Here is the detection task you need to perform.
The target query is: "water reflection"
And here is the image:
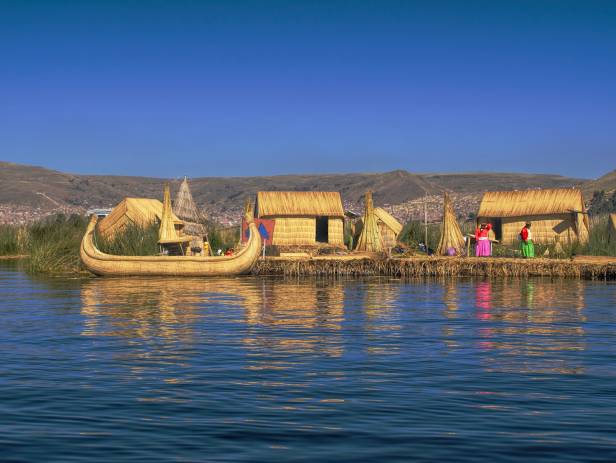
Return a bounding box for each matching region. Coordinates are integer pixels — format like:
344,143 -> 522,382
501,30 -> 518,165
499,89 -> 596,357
80,275 -> 590,377
80,277 -> 348,359
81,277 -> 250,341
468,279 -> 586,374
361,279 -> 402,355
442,279 -> 459,349
243,279 -> 346,358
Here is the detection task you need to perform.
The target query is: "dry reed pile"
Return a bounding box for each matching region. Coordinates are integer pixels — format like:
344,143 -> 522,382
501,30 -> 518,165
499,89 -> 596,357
436,192 -> 465,255
253,256 -> 616,280
355,191 -> 384,252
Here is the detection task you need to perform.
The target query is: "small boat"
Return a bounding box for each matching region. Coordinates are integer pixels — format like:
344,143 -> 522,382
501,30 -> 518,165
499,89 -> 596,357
80,215 -> 262,277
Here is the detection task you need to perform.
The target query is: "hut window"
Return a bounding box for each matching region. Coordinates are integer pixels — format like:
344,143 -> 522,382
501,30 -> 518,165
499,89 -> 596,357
316,216 -> 329,243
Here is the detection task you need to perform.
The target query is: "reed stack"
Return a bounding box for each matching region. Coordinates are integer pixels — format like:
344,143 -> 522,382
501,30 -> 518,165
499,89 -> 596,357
436,192 -> 465,256
355,191 -> 384,252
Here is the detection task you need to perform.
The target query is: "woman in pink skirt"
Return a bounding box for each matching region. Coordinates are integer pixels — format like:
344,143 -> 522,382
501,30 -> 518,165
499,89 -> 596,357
475,223 -> 492,257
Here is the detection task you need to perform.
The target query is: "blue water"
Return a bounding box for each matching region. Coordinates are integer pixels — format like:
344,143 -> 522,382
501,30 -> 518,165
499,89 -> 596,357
1,262 -> 616,462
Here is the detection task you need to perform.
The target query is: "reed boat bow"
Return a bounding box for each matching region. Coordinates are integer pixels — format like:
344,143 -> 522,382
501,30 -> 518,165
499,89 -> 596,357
80,215 -> 262,277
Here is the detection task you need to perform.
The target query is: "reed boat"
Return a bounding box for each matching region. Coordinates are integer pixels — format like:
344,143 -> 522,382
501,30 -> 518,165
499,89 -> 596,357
80,215 -> 262,277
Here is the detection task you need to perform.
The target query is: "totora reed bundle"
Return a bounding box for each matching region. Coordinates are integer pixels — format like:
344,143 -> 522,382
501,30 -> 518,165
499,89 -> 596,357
355,191 -> 384,252
436,192 -> 466,256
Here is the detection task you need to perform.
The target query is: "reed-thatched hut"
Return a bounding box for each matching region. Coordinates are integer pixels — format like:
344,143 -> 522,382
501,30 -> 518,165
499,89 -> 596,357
476,188 -> 589,245
356,207 -> 402,249
255,191 -> 344,246
374,208 -> 403,249
97,197 -> 184,239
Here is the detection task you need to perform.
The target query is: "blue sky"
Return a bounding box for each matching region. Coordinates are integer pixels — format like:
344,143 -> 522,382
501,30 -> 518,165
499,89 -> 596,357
0,1 -> 614,178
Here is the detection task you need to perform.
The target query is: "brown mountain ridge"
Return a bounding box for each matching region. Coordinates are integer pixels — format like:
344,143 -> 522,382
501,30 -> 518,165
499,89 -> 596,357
2,161 -> 611,224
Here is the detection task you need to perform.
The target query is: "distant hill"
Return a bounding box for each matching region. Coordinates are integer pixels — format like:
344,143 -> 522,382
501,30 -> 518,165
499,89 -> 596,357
582,169 -> 616,195
423,172 -> 586,194
0,161 -> 82,208
0,160 -> 605,224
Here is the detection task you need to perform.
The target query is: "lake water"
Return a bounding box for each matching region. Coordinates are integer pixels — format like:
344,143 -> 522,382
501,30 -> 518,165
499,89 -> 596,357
1,261 -> 616,462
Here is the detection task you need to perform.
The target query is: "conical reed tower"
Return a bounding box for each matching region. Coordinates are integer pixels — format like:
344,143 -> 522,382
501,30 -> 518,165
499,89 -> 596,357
436,192 -> 465,256
355,191 -> 384,252
158,184 -> 190,245
173,176 -> 203,222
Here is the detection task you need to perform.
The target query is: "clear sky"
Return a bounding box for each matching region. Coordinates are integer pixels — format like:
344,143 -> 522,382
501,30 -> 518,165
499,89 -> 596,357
1,0 -> 614,178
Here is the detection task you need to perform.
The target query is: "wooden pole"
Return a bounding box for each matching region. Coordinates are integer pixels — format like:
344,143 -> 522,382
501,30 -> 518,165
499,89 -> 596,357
424,195 -> 428,251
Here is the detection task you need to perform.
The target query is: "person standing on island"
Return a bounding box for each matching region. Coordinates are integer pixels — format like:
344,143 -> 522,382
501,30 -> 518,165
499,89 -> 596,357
475,223 -> 492,257
520,222 -> 535,258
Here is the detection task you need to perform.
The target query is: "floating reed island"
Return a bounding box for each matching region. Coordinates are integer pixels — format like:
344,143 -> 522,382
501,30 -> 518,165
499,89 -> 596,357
253,255 -> 616,280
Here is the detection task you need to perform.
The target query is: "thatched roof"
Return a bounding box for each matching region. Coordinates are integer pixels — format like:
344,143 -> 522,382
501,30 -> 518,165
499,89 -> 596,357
256,191 -> 344,217
174,176 -> 204,222
477,188 -> 586,217
159,184 -> 191,245
436,192 -> 465,256
97,197 -> 183,238
355,191 -> 384,252
374,208 -> 403,235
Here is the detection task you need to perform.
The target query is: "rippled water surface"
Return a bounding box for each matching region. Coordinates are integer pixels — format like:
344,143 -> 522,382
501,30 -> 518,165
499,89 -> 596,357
1,261 -> 616,462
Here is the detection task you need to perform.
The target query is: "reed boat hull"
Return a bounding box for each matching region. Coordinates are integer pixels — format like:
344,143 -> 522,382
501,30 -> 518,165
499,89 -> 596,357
80,215 -> 261,277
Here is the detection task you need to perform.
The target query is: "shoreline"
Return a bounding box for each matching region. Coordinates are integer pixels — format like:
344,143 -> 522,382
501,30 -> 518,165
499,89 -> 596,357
3,254 -> 615,281
253,256 -> 616,280
0,255 -> 28,260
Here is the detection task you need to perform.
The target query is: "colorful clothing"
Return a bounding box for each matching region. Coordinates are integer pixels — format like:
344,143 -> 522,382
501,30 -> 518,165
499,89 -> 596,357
520,226 -> 535,258
475,224 -> 492,257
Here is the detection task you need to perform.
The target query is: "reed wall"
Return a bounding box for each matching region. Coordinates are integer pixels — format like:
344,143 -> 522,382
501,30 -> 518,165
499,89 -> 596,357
328,218 -> 344,246
272,217 -> 316,245
379,223 -> 397,249
500,215 -> 585,245
269,216 -> 345,246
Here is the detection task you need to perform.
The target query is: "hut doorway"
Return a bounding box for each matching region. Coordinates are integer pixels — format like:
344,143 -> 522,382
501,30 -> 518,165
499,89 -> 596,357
492,218 -> 503,241
316,216 -> 329,243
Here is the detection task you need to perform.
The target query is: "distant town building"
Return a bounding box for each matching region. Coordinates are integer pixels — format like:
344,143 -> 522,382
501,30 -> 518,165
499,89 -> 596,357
86,208 -> 112,218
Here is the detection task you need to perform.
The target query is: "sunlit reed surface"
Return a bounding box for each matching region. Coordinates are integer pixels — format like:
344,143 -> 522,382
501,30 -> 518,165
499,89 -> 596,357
1,261 -> 615,462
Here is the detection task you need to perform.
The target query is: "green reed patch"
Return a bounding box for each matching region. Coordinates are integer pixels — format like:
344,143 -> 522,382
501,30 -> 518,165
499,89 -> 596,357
20,214 -> 88,274
0,225 -> 20,255
96,222 -> 159,256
